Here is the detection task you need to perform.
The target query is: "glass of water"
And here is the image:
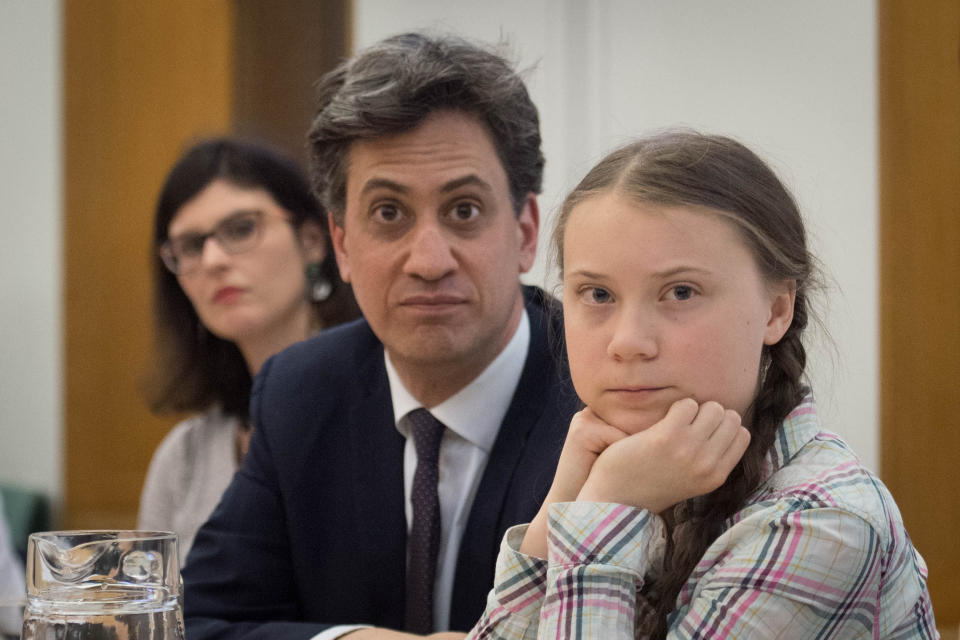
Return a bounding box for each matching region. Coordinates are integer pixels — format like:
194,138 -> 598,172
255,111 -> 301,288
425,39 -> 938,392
21,531 -> 182,640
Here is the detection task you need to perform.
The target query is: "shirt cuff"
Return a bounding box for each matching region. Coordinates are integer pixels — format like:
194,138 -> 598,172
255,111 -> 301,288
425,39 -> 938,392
485,523 -> 549,619
547,502 -> 666,576
310,624 -> 373,640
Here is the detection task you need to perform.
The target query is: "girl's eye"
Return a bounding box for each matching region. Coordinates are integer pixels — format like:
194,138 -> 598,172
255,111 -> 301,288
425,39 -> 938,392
373,203 -> 401,223
669,285 -> 695,301
449,202 -> 480,222
581,287 -> 612,304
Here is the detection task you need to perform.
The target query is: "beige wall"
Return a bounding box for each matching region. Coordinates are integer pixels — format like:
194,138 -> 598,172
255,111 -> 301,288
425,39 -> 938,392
0,1 -> 63,510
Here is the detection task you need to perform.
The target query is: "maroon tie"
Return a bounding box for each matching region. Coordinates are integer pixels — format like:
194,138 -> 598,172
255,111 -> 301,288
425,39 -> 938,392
404,408 -> 445,633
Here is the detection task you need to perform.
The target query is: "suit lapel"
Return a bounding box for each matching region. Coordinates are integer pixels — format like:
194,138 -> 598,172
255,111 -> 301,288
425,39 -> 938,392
449,289 -> 561,628
349,329 -> 408,627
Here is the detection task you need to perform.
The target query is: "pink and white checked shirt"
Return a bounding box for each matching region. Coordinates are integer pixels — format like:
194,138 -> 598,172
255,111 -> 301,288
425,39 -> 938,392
468,396 -> 938,639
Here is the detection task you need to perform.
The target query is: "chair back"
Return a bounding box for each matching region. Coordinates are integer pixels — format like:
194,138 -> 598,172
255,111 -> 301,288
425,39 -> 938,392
0,484 -> 50,563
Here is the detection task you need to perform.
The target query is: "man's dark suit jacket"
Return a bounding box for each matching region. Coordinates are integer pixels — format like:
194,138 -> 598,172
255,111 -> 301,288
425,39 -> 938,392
182,286 -> 580,639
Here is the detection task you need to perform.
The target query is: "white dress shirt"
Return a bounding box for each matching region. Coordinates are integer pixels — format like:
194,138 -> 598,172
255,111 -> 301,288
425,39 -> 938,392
316,310 -> 530,639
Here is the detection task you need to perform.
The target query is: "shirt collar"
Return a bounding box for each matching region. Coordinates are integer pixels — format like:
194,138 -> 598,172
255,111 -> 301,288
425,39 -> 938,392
387,309 -> 530,453
760,392 -> 822,482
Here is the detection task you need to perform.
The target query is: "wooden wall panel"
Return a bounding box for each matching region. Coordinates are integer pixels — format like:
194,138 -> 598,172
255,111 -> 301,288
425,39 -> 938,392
64,1 -> 235,528
878,0 -> 960,628
233,0 -> 351,164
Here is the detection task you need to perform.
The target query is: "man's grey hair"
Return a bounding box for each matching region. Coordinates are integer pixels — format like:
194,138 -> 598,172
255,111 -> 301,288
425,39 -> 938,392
307,32 -> 544,225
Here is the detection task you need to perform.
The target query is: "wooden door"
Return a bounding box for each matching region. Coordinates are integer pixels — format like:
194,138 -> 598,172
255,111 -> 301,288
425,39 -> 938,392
879,0 -> 960,629
63,0 -> 235,528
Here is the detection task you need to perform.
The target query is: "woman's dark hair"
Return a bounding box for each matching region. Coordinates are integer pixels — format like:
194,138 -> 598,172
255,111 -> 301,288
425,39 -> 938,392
554,130 -> 818,638
146,137 -> 360,420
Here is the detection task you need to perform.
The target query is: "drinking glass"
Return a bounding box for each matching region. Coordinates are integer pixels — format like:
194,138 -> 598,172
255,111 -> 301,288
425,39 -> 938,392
21,531 -> 182,640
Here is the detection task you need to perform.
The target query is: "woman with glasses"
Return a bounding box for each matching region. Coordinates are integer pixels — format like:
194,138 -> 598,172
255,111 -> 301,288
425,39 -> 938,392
138,138 -> 360,565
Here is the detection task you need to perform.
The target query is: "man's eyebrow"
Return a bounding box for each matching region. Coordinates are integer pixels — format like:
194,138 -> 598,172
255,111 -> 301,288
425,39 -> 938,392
360,178 -> 408,196
359,174 -> 493,197
440,174 -> 493,193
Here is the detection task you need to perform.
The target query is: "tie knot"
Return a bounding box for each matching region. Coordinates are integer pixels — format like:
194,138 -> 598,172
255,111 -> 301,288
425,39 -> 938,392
406,409 -> 445,462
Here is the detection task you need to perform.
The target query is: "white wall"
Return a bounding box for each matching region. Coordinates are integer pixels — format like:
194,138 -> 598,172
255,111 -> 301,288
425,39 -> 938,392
355,0 -> 879,470
0,1 -> 63,505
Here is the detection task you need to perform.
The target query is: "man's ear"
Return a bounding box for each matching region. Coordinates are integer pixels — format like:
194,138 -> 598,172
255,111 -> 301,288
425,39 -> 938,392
517,193 -> 539,274
328,214 -> 351,282
297,219 -> 327,264
763,280 -> 797,345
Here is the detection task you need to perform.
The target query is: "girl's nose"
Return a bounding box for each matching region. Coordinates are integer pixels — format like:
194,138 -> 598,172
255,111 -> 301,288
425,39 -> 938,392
607,306 -> 658,361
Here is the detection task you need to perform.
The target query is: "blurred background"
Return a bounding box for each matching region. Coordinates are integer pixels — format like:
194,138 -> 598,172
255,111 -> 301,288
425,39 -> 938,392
0,0 -> 957,631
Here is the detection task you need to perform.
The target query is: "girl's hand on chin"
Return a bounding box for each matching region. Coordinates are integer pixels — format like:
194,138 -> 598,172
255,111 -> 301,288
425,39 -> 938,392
577,398 -> 750,514
549,407 -> 631,503
520,408 -> 628,558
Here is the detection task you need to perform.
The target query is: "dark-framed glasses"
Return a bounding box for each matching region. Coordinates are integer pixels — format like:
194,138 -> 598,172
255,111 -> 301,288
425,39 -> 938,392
160,209 -> 265,275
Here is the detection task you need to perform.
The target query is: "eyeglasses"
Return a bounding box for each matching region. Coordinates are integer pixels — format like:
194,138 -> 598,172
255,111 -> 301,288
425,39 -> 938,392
160,210 -> 265,275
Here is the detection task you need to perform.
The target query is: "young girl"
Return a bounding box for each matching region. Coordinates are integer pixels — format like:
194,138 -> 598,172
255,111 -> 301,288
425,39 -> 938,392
467,131 -> 937,638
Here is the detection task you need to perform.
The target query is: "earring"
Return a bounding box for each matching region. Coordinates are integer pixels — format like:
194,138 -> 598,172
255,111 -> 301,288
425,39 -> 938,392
306,262 -> 332,302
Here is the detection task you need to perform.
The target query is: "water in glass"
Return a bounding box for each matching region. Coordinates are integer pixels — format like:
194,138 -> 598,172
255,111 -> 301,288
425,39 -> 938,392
21,531 -> 183,640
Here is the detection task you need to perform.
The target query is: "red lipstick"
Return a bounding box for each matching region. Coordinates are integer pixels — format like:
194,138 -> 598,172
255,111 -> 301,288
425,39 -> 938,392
213,286 -> 244,304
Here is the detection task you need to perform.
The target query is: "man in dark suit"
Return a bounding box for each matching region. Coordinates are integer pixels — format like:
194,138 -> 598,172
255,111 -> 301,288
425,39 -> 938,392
183,32 -> 579,640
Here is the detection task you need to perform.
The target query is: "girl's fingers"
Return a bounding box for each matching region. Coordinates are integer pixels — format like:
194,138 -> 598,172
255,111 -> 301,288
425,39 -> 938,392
718,425 -> 751,475
688,401 -> 726,441
576,398 -> 751,512
567,408 -> 630,454
698,408 -> 743,458
590,421 -> 631,449
659,397 -> 700,431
